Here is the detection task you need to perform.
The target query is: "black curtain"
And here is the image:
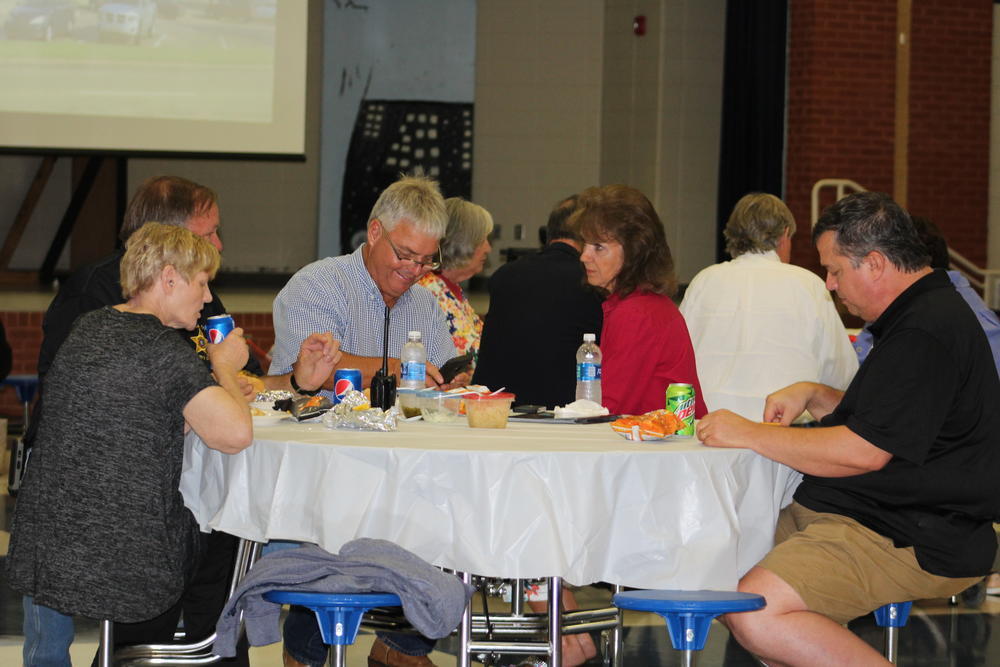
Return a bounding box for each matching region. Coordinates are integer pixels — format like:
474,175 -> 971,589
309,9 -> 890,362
715,1 -> 788,262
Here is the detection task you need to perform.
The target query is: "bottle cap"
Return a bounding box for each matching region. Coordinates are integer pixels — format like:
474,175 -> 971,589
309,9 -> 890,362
408,330 -> 421,340
583,333 -> 596,342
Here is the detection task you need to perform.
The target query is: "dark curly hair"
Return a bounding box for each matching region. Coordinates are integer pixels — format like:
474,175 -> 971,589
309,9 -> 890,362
570,184 -> 677,298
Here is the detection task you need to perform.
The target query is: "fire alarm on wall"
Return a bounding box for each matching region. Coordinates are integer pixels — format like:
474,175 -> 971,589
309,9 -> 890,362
633,15 -> 646,36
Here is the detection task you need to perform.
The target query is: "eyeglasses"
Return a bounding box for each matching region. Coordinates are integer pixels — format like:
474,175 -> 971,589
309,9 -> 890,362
382,228 -> 442,271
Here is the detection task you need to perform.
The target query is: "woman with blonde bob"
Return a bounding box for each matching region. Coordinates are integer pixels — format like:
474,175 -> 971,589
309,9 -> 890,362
6,222 -> 254,656
574,184 -> 707,416
417,196 -> 493,356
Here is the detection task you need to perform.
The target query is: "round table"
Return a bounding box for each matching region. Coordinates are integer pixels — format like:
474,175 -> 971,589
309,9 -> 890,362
182,417 -> 800,590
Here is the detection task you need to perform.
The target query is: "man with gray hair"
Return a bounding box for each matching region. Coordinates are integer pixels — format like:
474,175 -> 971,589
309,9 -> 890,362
270,175 -> 460,667
697,192 -> 1000,665
271,174 -> 458,393
679,192 -> 857,419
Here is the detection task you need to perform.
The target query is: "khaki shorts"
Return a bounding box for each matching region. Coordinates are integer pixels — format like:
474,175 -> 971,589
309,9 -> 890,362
759,502 -> 982,625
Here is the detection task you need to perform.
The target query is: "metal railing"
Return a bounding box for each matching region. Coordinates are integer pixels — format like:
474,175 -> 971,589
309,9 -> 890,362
810,179 -> 1000,309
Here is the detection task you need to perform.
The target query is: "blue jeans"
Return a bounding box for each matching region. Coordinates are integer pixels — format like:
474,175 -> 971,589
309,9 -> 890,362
283,605 -> 436,666
23,596 -> 74,667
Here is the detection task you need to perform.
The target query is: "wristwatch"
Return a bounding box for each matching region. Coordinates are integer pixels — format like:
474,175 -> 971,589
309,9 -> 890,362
289,372 -> 320,396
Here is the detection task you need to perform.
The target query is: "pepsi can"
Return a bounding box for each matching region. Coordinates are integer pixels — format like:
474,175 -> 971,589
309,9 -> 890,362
333,368 -> 363,404
205,314 -> 235,344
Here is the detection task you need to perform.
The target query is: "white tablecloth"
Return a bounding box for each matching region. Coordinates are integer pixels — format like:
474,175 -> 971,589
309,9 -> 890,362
181,419 -> 801,590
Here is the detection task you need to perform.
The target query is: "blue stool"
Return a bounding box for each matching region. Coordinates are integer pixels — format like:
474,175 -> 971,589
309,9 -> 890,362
2,374 -> 39,428
613,590 -> 766,666
874,601 -> 912,664
263,591 -> 402,667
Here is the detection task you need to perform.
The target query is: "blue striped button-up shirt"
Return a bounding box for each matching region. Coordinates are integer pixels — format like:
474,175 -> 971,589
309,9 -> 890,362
269,246 -> 456,396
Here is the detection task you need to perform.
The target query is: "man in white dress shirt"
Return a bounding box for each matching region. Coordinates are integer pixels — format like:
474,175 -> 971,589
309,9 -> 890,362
679,193 -> 857,419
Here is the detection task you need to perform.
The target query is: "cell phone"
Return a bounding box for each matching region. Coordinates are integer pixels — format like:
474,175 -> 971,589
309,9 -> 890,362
438,352 -> 474,384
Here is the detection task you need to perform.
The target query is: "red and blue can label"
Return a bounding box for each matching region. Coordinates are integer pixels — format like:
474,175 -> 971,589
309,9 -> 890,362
333,368 -> 363,404
205,314 -> 235,344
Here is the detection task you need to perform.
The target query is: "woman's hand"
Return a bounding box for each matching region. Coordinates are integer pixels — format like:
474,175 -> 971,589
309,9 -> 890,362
206,326 -> 249,373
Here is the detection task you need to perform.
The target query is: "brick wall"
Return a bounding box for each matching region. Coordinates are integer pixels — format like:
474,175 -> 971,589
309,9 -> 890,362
786,0 -> 897,275
786,0 -> 992,273
908,0 -> 992,265
0,311 -> 275,426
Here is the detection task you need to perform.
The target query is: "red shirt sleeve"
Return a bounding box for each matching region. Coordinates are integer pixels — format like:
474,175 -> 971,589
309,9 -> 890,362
601,293 -> 707,417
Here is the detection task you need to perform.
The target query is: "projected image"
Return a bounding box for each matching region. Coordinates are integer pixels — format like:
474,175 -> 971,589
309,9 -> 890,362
0,0 -> 277,122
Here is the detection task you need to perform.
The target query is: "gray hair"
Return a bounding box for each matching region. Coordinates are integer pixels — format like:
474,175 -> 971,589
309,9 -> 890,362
812,191 -> 929,271
368,174 -> 447,239
440,198 -> 494,271
723,193 -> 795,257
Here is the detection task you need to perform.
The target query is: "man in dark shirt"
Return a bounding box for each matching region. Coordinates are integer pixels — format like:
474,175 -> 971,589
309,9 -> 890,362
697,192 -> 1000,665
473,195 -> 603,408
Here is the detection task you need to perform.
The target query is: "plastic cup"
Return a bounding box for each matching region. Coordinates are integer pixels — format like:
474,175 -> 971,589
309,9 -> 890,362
465,392 -> 516,428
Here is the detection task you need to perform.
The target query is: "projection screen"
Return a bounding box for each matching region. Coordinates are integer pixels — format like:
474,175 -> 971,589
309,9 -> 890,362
0,0 -> 307,157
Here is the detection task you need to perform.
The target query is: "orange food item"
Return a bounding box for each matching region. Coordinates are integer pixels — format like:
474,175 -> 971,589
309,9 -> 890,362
611,409 -> 684,439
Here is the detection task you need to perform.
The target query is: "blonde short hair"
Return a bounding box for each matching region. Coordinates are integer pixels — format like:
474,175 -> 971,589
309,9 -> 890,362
120,222 -> 220,299
440,198 -> 494,271
723,193 -> 796,258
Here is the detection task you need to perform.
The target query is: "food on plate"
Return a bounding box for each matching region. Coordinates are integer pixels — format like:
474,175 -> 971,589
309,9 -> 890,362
610,409 -> 684,440
250,407 -> 269,417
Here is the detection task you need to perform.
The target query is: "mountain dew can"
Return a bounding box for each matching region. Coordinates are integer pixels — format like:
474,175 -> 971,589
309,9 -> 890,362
666,383 -> 696,437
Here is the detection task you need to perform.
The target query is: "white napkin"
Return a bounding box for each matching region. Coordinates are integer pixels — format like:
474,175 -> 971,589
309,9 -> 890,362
553,399 -> 610,419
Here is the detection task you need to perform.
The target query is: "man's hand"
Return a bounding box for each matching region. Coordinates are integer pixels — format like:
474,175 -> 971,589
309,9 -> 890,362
697,409 -> 762,448
421,363 -> 471,390
291,332 -> 342,392
424,362 -> 445,388
438,370 -> 472,391
206,326 -> 250,373
762,382 -> 815,425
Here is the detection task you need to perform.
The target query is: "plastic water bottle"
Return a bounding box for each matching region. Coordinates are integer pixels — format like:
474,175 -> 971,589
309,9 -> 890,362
400,331 -> 427,390
575,333 -> 602,404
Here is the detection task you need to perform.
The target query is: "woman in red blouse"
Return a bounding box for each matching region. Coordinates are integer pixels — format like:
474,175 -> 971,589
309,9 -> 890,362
573,184 -> 707,417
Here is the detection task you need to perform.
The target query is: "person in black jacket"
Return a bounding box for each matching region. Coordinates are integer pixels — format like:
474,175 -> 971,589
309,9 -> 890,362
473,195 -> 603,409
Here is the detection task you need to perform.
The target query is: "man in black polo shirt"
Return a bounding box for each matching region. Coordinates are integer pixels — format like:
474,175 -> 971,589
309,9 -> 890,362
697,191 -> 1000,665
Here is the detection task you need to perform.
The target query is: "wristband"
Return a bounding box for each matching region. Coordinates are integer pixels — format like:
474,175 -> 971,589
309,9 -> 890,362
290,372 -> 320,396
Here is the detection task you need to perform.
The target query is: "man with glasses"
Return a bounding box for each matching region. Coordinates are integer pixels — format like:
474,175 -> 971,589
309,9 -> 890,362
270,174 -> 459,395
270,176 -> 460,666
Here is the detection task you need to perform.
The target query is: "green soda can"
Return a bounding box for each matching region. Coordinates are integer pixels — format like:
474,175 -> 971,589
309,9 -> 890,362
666,383 -> 696,437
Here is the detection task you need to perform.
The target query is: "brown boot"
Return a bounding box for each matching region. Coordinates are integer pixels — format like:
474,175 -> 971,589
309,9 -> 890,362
367,637 -> 437,666
282,647 -> 310,667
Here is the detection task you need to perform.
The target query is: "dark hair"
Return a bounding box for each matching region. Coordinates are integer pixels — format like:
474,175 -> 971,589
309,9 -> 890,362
812,191 -> 929,271
910,216 -> 950,270
545,194 -> 580,243
119,176 -> 218,243
571,184 -> 677,297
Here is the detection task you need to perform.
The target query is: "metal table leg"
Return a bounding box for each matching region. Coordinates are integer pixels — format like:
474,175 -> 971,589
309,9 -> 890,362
459,571 -> 473,667
548,576 -> 563,667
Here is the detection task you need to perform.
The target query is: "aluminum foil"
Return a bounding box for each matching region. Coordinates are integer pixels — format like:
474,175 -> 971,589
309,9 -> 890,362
322,390 -> 400,432
254,389 -> 294,406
